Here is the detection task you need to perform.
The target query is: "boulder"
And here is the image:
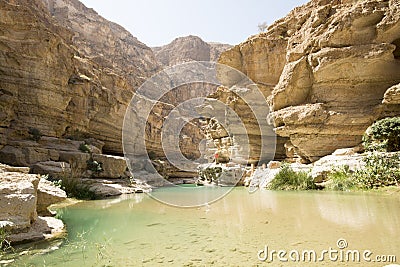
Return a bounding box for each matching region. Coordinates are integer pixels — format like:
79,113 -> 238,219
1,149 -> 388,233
0,164 -> 66,245
37,179 -> 67,216
383,83 -> 400,105
59,151 -> 91,172
80,178 -> 151,199
91,154 -> 127,179
0,173 -> 39,232
267,161 -> 281,169
248,168 -> 280,189
30,161 -> 71,178
7,216 -> 65,245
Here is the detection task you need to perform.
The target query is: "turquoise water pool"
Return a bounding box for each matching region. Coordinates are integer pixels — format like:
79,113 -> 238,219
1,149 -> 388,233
7,187 -> 400,266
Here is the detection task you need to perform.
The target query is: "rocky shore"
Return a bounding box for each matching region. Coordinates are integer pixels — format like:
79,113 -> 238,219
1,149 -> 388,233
0,164 -> 66,246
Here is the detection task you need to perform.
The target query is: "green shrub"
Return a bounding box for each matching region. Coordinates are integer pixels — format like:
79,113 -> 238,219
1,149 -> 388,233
79,143 -> 91,153
0,227 -> 11,251
28,127 -> 42,141
268,164 -> 316,191
326,153 -> 400,191
86,159 -> 103,173
363,117 -> 400,152
48,161 -> 97,200
353,152 -> 400,189
198,167 -> 222,183
325,165 -> 357,191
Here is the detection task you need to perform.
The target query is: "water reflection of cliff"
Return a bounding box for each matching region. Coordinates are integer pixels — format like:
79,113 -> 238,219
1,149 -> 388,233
315,193 -> 400,234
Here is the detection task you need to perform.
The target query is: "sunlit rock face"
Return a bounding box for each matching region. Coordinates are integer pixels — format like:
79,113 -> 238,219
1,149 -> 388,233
207,0 -> 400,163
153,35 -> 232,67
0,0 -> 161,156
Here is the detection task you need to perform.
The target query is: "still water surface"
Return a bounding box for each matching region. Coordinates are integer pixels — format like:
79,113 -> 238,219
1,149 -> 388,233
12,187 -> 400,266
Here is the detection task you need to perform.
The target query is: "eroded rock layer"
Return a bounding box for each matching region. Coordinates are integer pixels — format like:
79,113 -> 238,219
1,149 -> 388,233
213,0 -> 400,162
0,0 -> 161,156
153,35 -> 232,67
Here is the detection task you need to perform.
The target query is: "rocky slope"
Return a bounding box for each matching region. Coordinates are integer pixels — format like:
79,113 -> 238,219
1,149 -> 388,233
153,35 -> 232,67
210,0 -> 400,163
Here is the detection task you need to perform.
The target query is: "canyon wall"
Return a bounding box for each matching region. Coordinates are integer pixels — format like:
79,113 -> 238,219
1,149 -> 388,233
0,0 -> 160,157
0,1 -> 227,182
213,0 -> 400,163
153,35 -> 232,67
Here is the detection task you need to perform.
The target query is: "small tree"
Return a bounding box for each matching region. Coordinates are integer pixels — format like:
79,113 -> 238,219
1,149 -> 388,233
258,22 -> 268,32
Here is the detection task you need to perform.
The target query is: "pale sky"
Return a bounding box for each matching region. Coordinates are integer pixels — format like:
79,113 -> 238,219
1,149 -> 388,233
79,0 -> 309,47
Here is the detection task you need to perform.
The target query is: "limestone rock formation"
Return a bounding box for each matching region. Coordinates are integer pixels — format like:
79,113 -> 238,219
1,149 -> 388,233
80,178 -> 151,198
383,83 -> 400,104
0,173 -> 39,232
43,0 -> 159,90
0,164 -> 65,245
153,35 -> 232,67
37,178 -> 67,216
0,0 -> 212,183
212,0 -> 400,163
0,0 -> 159,157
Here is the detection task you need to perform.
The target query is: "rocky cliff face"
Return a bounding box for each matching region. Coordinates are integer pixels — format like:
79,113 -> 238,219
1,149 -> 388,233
0,0 -> 215,185
43,0 -> 159,89
0,0 -> 160,156
153,35 -> 232,67
214,0 -> 400,163
148,36 -> 233,169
